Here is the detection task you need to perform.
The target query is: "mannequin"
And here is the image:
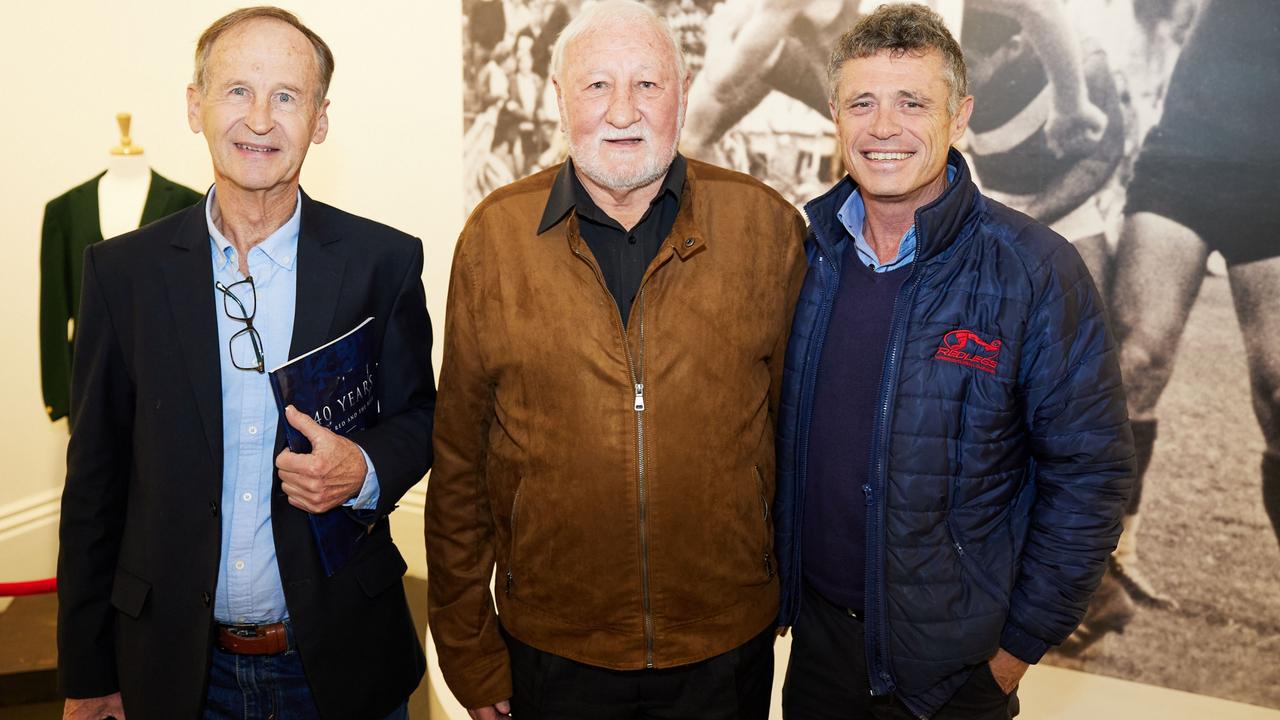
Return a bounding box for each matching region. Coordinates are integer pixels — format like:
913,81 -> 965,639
39,114 -> 203,423
97,113 -> 153,239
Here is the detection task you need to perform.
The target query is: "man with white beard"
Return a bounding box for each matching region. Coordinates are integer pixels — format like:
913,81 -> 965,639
427,1 -> 807,718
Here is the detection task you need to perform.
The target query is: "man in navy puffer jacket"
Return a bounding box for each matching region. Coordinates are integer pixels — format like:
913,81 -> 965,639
774,5 -> 1134,719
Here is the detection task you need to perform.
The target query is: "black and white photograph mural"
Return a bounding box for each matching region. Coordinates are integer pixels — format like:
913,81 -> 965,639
460,0 -> 1280,708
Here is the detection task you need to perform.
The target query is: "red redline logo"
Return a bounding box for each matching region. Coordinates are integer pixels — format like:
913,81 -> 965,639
934,329 -> 1001,374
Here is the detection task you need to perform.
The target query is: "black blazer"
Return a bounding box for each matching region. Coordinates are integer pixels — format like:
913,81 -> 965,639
39,170 -> 203,423
56,191 -> 435,720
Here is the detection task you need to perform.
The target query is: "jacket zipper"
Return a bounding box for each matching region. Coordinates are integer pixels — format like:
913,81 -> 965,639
632,294 -> 654,668
571,244 -> 655,668
790,237 -> 840,624
865,229 -> 926,697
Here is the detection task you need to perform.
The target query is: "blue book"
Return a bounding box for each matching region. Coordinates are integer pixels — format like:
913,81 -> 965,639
268,317 -> 377,577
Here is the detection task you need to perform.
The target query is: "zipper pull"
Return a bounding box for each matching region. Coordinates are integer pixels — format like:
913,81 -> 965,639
634,383 -> 645,411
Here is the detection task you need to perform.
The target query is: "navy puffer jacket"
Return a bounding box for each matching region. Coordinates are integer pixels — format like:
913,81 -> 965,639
775,150 -> 1134,718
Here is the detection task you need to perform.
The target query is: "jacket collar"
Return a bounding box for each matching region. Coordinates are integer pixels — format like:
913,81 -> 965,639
537,155 -> 688,235
139,170 -> 181,225
72,170 -> 183,239
289,189 -> 346,359
540,155 -> 708,261
803,147 -> 978,265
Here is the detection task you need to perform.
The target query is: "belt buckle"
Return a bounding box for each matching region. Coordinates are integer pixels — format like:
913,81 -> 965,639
225,624 -> 261,638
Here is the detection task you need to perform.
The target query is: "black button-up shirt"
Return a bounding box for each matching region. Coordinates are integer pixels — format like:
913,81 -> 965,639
537,156 -> 686,326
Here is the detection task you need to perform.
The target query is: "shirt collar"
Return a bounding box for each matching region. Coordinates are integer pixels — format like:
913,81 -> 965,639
836,164 -> 957,273
537,155 -> 687,234
206,185 -> 302,273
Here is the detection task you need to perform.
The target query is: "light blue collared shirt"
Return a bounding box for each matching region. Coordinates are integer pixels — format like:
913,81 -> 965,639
836,165 -> 957,272
207,187 -> 379,624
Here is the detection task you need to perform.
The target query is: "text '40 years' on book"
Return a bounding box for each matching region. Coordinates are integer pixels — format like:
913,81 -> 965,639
268,316 -> 377,577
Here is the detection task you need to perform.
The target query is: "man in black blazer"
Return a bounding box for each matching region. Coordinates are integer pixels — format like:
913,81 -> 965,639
56,7 -> 434,720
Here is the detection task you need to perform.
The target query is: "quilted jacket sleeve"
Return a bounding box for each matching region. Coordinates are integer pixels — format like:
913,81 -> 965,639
1002,228 -> 1135,663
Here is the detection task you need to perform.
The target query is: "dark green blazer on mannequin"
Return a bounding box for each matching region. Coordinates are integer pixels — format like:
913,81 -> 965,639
40,170 -> 202,422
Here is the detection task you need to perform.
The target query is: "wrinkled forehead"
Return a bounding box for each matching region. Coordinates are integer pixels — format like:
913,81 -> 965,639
835,49 -> 949,100
562,18 -> 678,78
207,18 -> 320,80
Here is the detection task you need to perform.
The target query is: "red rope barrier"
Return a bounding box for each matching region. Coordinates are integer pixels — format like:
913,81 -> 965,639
0,578 -> 57,596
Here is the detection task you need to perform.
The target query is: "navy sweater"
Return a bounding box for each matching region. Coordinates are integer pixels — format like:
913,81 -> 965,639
802,250 -> 910,611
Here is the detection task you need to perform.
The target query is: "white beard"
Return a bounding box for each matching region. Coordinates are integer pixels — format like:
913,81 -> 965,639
568,104 -> 683,191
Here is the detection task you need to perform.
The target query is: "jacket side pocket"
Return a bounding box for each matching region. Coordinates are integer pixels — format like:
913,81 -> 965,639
946,478 -> 1009,609
109,568 -> 151,619
505,485 -> 524,596
754,465 -> 775,580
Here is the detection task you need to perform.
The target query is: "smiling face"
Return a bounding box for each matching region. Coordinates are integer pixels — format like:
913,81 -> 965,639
554,18 -> 688,195
187,18 -> 329,197
829,48 -> 972,211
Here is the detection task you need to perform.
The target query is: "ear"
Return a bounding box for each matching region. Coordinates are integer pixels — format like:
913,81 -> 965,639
311,98 -> 330,145
949,95 -> 974,145
187,84 -> 203,134
677,70 -> 693,127
552,77 -> 567,133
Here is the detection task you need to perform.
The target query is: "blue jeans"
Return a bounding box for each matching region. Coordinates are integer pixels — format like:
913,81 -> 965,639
204,640 -> 409,720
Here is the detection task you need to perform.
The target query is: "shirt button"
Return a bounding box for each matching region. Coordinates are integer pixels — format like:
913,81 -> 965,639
684,237 -> 696,248
243,492 -> 253,502
628,234 -> 637,245
234,560 -> 245,571
248,426 -> 258,435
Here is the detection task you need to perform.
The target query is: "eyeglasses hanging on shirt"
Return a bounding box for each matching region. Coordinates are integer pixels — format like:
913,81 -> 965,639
215,277 -> 265,374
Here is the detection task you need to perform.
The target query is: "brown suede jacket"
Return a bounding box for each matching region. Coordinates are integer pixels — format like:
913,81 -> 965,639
426,159 -> 807,708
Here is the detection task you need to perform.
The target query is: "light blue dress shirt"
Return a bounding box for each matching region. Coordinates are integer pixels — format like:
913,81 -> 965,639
836,165 -> 957,273
206,188 -> 380,624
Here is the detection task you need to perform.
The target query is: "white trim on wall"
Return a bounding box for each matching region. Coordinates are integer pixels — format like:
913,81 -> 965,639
0,487 -> 61,544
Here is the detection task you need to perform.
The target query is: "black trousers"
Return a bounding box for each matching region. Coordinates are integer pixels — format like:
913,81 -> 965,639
782,584 -> 1018,720
503,625 -> 774,720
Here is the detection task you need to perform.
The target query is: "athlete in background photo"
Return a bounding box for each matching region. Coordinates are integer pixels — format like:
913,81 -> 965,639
683,0 -> 1107,186
960,2 -> 1120,292
1108,0 -> 1280,624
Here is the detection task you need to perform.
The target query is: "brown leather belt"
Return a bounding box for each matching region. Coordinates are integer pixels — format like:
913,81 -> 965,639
216,622 -> 290,655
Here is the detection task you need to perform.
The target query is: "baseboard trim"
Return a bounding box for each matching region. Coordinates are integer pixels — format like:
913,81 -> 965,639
0,489 -> 61,544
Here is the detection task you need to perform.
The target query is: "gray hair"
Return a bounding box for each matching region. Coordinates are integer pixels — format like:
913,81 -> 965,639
828,3 -> 967,114
194,6 -> 334,107
550,0 -> 687,88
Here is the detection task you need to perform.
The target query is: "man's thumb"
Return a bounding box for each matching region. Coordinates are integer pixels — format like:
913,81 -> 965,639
285,405 -> 326,444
